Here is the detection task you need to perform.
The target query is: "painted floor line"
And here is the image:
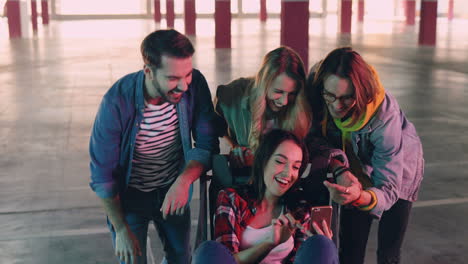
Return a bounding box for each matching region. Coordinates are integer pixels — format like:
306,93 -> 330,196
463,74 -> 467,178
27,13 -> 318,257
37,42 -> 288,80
424,160 -> 468,168
0,220 -> 199,241
1,197 -> 468,241
413,197 -> 468,208
147,236 -> 156,264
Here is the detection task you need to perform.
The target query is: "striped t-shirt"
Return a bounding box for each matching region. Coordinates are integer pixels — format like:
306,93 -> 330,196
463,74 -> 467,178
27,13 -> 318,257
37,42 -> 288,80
129,101 -> 183,192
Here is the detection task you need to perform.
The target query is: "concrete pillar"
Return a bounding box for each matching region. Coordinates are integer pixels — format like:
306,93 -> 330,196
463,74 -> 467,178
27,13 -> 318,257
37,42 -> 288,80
447,0 -> 454,21
340,0 -> 352,33
7,0 -> 29,38
41,0 -> 49,25
31,0 -> 38,31
393,0 -> 399,17
405,0 -> 416,25
166,0 -> 175,28
184,0 -> 196,35
154,0 -> 161,22
357,0 -> 364,22
419,0 -> 438,46
260,0 -> 267,22
280,0 -> 309,69
215,0 -> 231,48
6,0 -> 22,38
322,0 -> 327,17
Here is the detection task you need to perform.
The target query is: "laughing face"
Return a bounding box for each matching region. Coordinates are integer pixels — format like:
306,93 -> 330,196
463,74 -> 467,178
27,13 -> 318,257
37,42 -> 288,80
263,140 -> 303,198
266,73 -> 297,113
144,55 -> 193,105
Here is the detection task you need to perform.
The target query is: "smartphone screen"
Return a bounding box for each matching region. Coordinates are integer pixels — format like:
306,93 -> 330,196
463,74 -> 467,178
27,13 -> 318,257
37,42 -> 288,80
309,206 -> 332,234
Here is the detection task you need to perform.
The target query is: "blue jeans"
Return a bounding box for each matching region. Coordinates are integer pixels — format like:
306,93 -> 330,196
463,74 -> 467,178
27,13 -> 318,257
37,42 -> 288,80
108,186 -> 191,264
192,235 -> 339,264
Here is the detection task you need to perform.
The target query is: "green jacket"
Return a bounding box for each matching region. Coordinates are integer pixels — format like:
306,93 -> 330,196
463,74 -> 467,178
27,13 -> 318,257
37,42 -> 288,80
214,77 -> 254,147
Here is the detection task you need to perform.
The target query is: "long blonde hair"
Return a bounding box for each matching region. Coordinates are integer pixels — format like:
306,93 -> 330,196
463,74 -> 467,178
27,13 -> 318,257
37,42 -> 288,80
248,46 -> 312,151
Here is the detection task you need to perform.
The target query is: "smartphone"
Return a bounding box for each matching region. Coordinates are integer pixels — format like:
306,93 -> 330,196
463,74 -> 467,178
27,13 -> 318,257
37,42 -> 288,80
309,206 -> 332,234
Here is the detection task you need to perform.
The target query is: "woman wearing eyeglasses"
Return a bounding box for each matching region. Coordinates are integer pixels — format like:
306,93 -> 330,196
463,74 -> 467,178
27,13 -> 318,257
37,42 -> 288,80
306,47 -> 424,264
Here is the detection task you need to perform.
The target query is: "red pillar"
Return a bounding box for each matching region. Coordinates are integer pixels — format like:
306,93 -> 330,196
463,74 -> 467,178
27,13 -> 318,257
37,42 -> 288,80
154,0 -> 161,22
419,0 -> 438,46
405,0 -> 416,25
340,0 -> 352,33
41,0 -> 49,25
215,0 -> 231,48
357,0 -> 364,22
260,0 -> 267,22
184,0 -> 196,35
31,0 -> 38,31
280,0 -> 309,69
448,0 -> 454,21
166,0 -> 175,28
6,0 -> 22,38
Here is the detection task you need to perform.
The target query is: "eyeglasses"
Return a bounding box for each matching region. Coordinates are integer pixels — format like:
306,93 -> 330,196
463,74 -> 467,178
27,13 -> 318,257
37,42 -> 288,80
322,90 -> 355,104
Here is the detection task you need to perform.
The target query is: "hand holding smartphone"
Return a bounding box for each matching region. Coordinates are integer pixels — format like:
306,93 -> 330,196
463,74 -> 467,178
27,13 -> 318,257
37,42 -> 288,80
309,206 -> 332,236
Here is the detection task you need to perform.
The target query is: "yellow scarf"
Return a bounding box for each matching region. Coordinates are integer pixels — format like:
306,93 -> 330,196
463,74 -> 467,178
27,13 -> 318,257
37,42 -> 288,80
333,86 -> 385,151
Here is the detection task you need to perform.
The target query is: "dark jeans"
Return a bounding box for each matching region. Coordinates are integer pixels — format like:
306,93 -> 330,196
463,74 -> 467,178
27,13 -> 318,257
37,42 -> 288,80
192,235 -> 339,264
339,199 -> 412,264
108,186 -> 191,264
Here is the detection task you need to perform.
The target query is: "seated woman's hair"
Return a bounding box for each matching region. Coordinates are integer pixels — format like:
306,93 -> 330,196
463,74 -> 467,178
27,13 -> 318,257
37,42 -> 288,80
247,129 -> 309,203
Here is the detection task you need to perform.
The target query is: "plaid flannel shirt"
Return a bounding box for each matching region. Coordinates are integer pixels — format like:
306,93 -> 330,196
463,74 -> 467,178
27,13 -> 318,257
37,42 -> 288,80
214,188 -> 311,264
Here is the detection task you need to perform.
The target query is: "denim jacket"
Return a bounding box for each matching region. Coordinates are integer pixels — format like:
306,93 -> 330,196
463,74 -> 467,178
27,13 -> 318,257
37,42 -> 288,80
89,69 -> 218,199
325,93 -> 424,219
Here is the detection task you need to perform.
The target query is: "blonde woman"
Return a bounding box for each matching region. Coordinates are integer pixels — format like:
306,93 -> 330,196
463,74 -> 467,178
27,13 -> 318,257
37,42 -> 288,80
212,46 -> 311,188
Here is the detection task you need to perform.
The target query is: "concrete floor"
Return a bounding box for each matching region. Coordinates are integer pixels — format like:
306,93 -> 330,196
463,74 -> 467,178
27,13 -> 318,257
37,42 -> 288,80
0,15 -> 467,264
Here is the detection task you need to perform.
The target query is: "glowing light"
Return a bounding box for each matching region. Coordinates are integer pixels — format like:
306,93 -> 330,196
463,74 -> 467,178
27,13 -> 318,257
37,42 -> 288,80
57,0 -> 146,15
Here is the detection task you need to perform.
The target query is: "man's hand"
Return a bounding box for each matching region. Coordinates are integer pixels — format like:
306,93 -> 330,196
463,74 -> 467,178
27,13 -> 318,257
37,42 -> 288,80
161,160 -> 204,219
161,178 -> 190,219
115,226 -> 142,264
99,195 -> 141,263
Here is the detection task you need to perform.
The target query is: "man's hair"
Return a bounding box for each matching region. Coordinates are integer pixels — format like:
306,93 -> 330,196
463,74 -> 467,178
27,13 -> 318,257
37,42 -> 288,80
307,47 -> 383,126
248,129 -> 308,204
140,29 -> 195,68
248,46 -> 312,151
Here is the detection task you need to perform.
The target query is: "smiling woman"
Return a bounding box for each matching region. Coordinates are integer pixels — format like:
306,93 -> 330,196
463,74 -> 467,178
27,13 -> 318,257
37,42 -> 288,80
193,130 -> 339,264
209,47 -> 312,227
210,47 -> 311,193
306,47 -> 424,264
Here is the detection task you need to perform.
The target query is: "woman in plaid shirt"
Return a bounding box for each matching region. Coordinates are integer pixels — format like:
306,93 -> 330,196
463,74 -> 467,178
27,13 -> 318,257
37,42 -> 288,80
193,130 -> 338,264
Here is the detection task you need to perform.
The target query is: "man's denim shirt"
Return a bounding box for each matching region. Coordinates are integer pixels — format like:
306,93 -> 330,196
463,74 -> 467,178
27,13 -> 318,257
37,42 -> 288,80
89,69 -> 218,199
